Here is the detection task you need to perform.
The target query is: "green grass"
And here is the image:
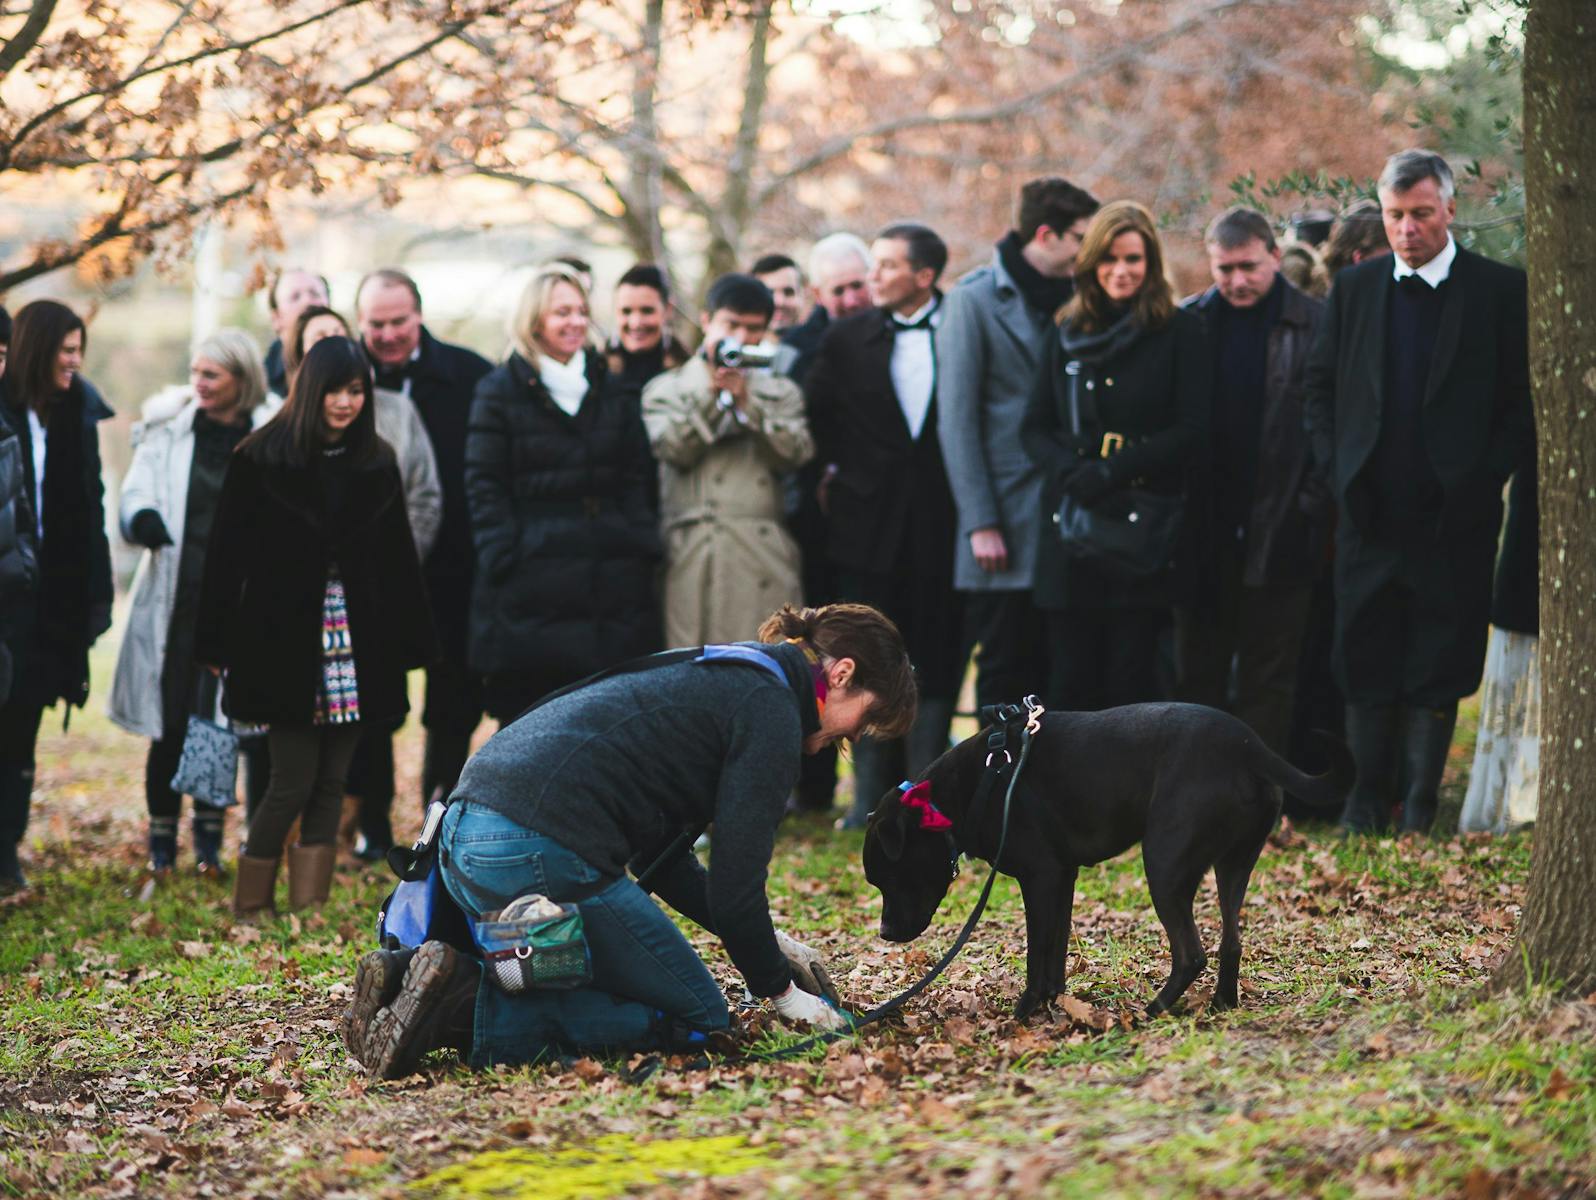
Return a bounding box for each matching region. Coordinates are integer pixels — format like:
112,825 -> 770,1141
2,650 -> 1589,1197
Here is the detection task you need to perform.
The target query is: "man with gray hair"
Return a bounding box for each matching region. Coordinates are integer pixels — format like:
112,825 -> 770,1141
781,233 -> 875,387
1303,148 -> 1532,835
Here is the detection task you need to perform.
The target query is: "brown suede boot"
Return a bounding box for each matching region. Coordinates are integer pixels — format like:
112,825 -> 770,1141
232,854 -> 280,922
286,842 -> 337,911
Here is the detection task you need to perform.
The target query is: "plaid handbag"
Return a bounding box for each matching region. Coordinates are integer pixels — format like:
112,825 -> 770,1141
170,671 -> 239,809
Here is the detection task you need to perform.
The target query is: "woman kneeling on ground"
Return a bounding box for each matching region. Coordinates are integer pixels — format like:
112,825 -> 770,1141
349,602 -> 915,1079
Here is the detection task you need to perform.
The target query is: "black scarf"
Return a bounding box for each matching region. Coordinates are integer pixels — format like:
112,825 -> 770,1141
997,232 -> 1074,316
1059,305 -> 1144,365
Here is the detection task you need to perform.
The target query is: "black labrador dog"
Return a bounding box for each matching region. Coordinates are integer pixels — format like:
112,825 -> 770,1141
863,703 -> 1353,1020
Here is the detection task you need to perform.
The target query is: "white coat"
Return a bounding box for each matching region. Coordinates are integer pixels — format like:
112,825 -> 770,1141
108,389 -> 276,740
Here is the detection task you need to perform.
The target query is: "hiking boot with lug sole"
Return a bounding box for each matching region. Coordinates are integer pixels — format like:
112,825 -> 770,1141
365,941 -> 479,1080
343,946 -> 416,1065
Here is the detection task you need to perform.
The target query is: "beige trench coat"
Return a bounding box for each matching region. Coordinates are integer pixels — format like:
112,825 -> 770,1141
642,356 -> 814,646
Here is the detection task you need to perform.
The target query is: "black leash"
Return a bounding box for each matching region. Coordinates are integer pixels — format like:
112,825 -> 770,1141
635,697 -> 1044,1078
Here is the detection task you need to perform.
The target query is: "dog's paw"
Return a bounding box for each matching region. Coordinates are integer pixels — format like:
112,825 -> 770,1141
1013,989 -> 1054,1021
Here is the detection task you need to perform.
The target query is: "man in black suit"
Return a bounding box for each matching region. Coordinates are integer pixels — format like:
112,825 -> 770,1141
350,269 -> 493,856
1303,149 -> 1532,834
806,223 -> 962,828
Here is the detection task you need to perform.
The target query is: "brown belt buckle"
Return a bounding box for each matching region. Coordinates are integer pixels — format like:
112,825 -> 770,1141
1100,431 -> 1125,458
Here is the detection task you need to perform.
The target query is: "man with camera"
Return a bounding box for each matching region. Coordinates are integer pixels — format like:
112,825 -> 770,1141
642,274 -> 815,648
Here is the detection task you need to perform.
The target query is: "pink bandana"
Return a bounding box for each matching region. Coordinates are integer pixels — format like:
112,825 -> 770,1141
898,780 -> 953,832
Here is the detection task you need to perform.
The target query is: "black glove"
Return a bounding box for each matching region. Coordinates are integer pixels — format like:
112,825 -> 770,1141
1061,460 -> 1116,504
129,509 -> 173,550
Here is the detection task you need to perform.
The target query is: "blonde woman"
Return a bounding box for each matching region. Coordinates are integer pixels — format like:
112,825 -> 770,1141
1021,201 -> 1211,711
111,328 -> 271,877
465,266 -> 661,723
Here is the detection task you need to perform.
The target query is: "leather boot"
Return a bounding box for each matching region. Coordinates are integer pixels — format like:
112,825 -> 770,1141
1340,703 -> 1397,834
344,946 -> 417,1065
365,940 -> 481,1079
286,842 -> 337,910
1397,703 -> 1458,834
192,804 -> 227,879
232,854 -> 280,921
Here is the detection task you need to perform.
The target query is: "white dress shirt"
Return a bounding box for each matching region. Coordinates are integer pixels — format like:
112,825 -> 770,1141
889,298 -> 941,440
1392,234 -> 1457,288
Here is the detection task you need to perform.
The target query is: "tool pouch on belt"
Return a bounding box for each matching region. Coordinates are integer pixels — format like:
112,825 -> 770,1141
474,894 -> 593,992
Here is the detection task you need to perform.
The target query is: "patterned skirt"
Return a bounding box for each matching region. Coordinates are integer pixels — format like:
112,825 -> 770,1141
314,569 -> 361,725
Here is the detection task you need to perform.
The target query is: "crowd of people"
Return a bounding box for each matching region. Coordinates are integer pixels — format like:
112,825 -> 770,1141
0,146 -> 1537,912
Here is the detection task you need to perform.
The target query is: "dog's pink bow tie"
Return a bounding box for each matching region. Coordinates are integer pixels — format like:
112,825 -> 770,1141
899,780 -> 954,831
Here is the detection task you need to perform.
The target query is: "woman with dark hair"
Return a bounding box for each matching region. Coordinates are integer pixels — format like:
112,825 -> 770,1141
280,303 -> 444,863
605,264 -> 689,391
466,266 -> 662,723
1022,200 -> 1211,711
111,328 -> 271,878
197,337 -> 436,919
347,602 -> 916,1080
0,300 -> 114,895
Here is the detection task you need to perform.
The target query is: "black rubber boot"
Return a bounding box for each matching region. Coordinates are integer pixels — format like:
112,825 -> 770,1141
344,946 -> 418,1065
1340,703 -> 1397,834
0,767 -> 33,893
192,804 -> 227,879
365,941 -> 480,1080
1396,703 -> 1458,834
148,817 -> 179,874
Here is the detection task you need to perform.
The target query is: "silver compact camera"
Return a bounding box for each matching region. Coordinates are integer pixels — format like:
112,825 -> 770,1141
713,338 -> 780,370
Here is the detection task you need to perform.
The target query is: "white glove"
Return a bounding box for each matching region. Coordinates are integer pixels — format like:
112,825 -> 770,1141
774,929 -> 827,996
771,983 -> 851,1031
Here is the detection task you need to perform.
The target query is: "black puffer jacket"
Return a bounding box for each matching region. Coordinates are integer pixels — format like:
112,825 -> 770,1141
464,350 -> 661,690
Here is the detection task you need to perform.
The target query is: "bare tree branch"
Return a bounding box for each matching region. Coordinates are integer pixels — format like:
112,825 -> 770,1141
0,181 -> 254,292
753,0 -> 1258,208
0,0 -> 57,81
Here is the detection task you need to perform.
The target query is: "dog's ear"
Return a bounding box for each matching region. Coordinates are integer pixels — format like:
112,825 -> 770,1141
869,796 -> 909,862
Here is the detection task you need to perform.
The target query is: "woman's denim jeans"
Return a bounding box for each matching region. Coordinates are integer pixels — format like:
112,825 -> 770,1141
440,803 -> 729,1067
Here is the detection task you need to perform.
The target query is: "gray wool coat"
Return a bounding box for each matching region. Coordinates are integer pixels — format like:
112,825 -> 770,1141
935,250 -> 1055,592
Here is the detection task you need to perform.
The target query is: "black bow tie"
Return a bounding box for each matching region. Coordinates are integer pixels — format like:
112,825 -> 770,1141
892,312 -> 935,332
1398,273 -> 1435,294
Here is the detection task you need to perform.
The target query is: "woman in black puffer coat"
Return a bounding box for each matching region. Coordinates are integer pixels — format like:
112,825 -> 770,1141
466,266 -> 662,722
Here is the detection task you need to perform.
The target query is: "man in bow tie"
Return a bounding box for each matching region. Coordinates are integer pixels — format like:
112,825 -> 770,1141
350,269 -> 493,855
805,223 -> 963,828
1302,149 -> 1532,835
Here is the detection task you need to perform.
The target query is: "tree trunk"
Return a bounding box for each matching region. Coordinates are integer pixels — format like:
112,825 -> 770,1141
629,0 -> 668,267
700,0 -> 774,297
1497,0 -> 1596,997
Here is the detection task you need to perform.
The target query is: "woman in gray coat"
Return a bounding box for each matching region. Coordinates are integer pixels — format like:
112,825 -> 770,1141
111,329 -> 272,876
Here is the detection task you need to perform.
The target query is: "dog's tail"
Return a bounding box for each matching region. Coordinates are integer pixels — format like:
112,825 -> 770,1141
1251,730 -> 1356,812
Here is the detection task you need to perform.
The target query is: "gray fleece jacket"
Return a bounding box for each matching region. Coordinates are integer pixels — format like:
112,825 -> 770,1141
449,642 -> 819,996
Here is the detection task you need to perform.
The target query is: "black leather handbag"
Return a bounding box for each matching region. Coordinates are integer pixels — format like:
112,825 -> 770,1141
1054,488 -> 1184,579
1053,358 -> 1184,580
